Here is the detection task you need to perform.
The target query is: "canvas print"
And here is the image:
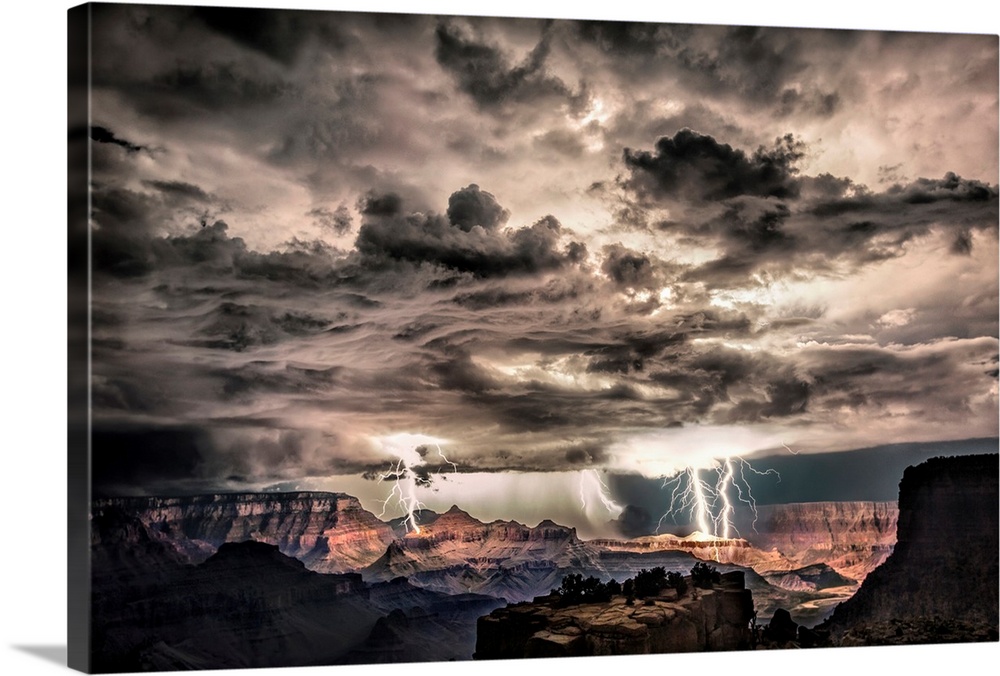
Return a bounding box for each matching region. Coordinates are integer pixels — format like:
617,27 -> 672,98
68,2 -> 999,672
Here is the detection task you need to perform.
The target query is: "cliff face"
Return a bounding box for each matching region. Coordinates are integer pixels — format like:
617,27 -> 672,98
361,506 -> 603,601
369,507 -> 598,573
742,501 -> 898,581
593,501 -> 897,584
823,454 -> 999,643
475,571 -> 754,659
94,492 -> 396,572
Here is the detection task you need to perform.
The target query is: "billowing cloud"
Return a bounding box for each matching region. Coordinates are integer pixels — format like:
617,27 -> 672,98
82,4 -> 997,530
434,20 -> 574,110
623,129 -> 805,203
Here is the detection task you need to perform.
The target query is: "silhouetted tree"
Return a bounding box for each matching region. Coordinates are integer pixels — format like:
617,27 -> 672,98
667,570 -> 687,596
554,573 -> 613,606
691,562 -> 721,589
633,567 -> 668,598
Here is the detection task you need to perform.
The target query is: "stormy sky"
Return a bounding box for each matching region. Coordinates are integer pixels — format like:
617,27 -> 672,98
85,2 -> 998,534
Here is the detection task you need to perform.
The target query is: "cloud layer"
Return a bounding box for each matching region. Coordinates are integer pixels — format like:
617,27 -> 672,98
86,6 -> 998,503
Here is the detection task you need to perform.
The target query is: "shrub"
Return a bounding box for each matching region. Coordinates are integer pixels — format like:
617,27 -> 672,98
633,566 -> 668,598
555,573 -> 614,606
666,570 -> 687,596
691,562 -> 721,589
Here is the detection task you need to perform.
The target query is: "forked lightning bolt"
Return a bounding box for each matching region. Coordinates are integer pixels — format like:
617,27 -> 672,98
579,469 -> 623,516
657,456 -> 780,540
375,458 -> 426,534
376,439 -> 460,534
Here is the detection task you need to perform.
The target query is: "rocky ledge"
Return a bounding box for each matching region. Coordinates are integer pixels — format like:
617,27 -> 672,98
475,571 -> 754,658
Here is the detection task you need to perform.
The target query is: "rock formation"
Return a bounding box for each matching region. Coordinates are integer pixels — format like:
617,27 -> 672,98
594,501 -> 897,583
92,540 -> 379,671
361,506 -> 605,601
475,571 -> 754,658
94,492 -> 396,572
744,501 -> 898,581
821,454 -> 999,645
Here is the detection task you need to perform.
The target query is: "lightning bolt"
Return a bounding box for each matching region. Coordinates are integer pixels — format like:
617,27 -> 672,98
375,458 -> 425,535
782,442 -> 800,455
714,459 -> 735,540
657,456 -> 780,541
373,435 -> 457,535
433,443 -> 459,474
579,469 -> 623,517
658,467 -> 715,535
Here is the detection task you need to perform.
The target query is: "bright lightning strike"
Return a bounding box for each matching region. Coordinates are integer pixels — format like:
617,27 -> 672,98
657,456 -> 780,543
374,433 -> 456,535
375,458 -> 425,534
714,459 -> 735,540
578,469 -> 624,519
434,443 -> 459,474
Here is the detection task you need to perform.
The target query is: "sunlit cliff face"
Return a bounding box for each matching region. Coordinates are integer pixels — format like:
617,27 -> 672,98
86,6 -> 998,531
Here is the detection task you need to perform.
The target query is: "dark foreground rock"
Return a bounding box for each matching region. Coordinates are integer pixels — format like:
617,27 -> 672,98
820,454 -> 999,645
475,571 -> 754,658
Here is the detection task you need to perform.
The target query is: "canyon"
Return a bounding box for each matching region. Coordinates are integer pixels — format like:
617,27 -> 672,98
90,455 -> 998,670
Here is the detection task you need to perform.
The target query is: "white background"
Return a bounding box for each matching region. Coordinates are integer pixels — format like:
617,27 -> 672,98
1,1 -> 997,675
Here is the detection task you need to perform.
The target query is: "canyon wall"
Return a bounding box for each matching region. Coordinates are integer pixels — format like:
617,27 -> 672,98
743,501 -> 898,580
823,454 -> 998,644
94,492 -> 396,572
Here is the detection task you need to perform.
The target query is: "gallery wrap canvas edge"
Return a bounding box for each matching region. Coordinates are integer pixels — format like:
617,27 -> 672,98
64,1 -> 998,675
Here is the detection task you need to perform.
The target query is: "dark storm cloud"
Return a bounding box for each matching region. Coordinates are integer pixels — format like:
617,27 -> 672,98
623,129 -> 805,203
309,205 -> 353,236
601,244 -> 657,289
799,341 -> 998,416
617,131 -> 998,285
810,172 -> 996,216
798,172 -> 999,258
679,26 -> 843,110
82,6 -> 998,498
564,442 -> 609,466
451,276 -> 587,310
434,20 -> 574,109
192,6 -> 341,65
358,191 -> 404,216
189,302 -> 335,352
645,346 -> 811,421
427,351 -> 501,394
447,184 -> 511,232
952,229 -> 974,255
777,87 -> 841,118
577,22 -> 844,118
355,190 -> 585,278
93,216 -> 346,288
576,20 -> 682,57
214,362 -> 343,401
142,179 -> 213,203
115,62 -> 294,121
90,125 -> 146,153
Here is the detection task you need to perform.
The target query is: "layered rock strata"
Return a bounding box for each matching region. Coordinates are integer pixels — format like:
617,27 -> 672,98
94,492 -> 396,572
745,501 -> 898,581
